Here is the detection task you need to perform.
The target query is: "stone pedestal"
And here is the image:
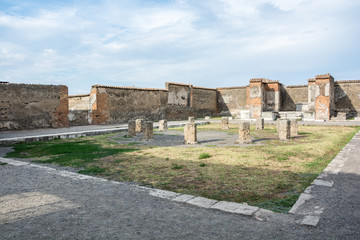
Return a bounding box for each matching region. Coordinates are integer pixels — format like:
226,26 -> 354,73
221,117 -> 229,129
184,123 -> 197,144
290,119 -> 298,137
128,120 -> 136,137
159,119 -> 168,131
188,117 -> 195,124
278,120 -> 290,141
256,118 -> 264,130
238,122 -> 252,144
143,121 -> 153,141
135,119 -> 144,133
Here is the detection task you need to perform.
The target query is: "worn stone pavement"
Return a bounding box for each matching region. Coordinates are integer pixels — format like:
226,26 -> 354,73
0,121 -> 359,239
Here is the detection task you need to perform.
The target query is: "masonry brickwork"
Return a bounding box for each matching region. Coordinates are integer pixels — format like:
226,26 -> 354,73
0,83 -> 68,131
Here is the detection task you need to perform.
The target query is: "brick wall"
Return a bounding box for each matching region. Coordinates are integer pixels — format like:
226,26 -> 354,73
0,83 -> 68,131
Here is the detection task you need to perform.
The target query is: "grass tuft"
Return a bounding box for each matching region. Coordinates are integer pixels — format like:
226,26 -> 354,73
199,153 -> 211,159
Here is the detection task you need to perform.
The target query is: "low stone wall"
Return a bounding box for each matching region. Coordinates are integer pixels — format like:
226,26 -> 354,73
0,83 -> 69,131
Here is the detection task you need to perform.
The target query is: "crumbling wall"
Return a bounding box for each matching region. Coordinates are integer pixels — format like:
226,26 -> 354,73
166,82 -> 191,106
89,85 -> 168,124
280,85 -> 308,111
334,80 -> 360,117
68,94 -> 90,126
191,87 -> 217,117
0,83 -> 68,131
216,86 -> 248,116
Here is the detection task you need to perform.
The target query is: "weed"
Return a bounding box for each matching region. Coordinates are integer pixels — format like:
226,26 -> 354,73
0,162 -> 8,166
199,153 -> 211,159
199,163 -> 206,167
172,163 -> 183,170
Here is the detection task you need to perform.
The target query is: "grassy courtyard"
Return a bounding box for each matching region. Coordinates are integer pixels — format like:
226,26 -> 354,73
6,123 -> 359,213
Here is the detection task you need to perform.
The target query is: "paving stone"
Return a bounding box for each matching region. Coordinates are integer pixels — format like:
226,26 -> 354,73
289,193 -> 312,214
149,189 -> 181,200
312,179 -> 334,187
210,201 -> 259,216
299,215 -> 320,226
186,197 -> 218,208
171,194 -> 196,203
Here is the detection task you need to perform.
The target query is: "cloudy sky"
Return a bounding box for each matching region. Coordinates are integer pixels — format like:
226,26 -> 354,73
1,0 -> 359,95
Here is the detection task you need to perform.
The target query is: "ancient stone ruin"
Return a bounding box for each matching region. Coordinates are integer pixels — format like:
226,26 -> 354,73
221,117 -> 229,129
158,119 -> 168,131
278,120 -> 290,141
128,120 -> 136,137
1,73 -> 360,131
184,122 -> 197,144
143,121 -> 153,141
290,119 -> 298,137
238,121 -> 252,144
256,118 -> 264,130
135,119 -> 144,133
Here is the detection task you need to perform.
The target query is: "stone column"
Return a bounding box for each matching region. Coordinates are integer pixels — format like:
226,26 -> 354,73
143,121 -> 153,141
314,74 -> 335,121
135,118 -> 144,133
159,119 -> 168,131
184,122 -> 197,144
256,118 -> 264,130
278,120 -> 290,141
221,117 -> 229,129
238,122 -> 252,144
188,116 -> 195,124
249,79 -> 264,119
128,120 -> 136,137
290,119 -> 298,137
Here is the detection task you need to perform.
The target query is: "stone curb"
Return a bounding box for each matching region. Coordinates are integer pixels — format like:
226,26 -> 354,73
0,121 -> 210,145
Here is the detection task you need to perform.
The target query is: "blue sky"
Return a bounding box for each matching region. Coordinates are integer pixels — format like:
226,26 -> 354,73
1,0 -> 360,95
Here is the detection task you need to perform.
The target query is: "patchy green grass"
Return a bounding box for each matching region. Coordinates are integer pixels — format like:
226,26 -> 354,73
0,162 -> 8,166
198,153 -> 211,159
6,124 -> 359,213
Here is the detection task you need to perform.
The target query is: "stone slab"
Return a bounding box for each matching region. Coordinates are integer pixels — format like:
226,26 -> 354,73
210,201 -> 259,216
299,215 -> 320,226
312,179 -> 334,187
171,194 -> 196,203
186,197 -> 218,208
149,189 -> 181,200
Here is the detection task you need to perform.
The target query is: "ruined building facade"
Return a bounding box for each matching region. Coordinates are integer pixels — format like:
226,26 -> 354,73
1,73 -> 360,131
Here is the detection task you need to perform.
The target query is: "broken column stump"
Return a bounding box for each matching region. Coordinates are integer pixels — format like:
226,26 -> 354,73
128,120 -> 136,137
278,120 -> 290,141
135,118 -> 144,133
184,122 -> 197,144
143,121 -> 153,141
290,119 -> 298,137
237,121 -> 252,144
158,119 -> 168,131
221,117 -> 229,129
188,116 -> 195,124
256,117 -> 264,130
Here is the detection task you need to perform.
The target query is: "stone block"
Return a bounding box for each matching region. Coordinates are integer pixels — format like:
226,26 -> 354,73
278,120 -> 290,140
143,121 -> 153,141
238,121 -> 252,144
135,118 -> 144,132
128,120 -> 136,137
221,117 -> 229,129
290,119 -> 298,137
205,116 -> 211,120
188,116 -> 195,124
158,119 -> 168,131
184,122 -> 197,144
256,118 -> 264,130
186,197 -> 218,208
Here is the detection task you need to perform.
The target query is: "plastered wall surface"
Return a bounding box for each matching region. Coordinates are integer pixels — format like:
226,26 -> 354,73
0,83 -> 68,130
191,87 -> 217,113
217,87 -> 247,115
334,81 -> 360,117
68,95 -> 90,126
281,85 -> 308,111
